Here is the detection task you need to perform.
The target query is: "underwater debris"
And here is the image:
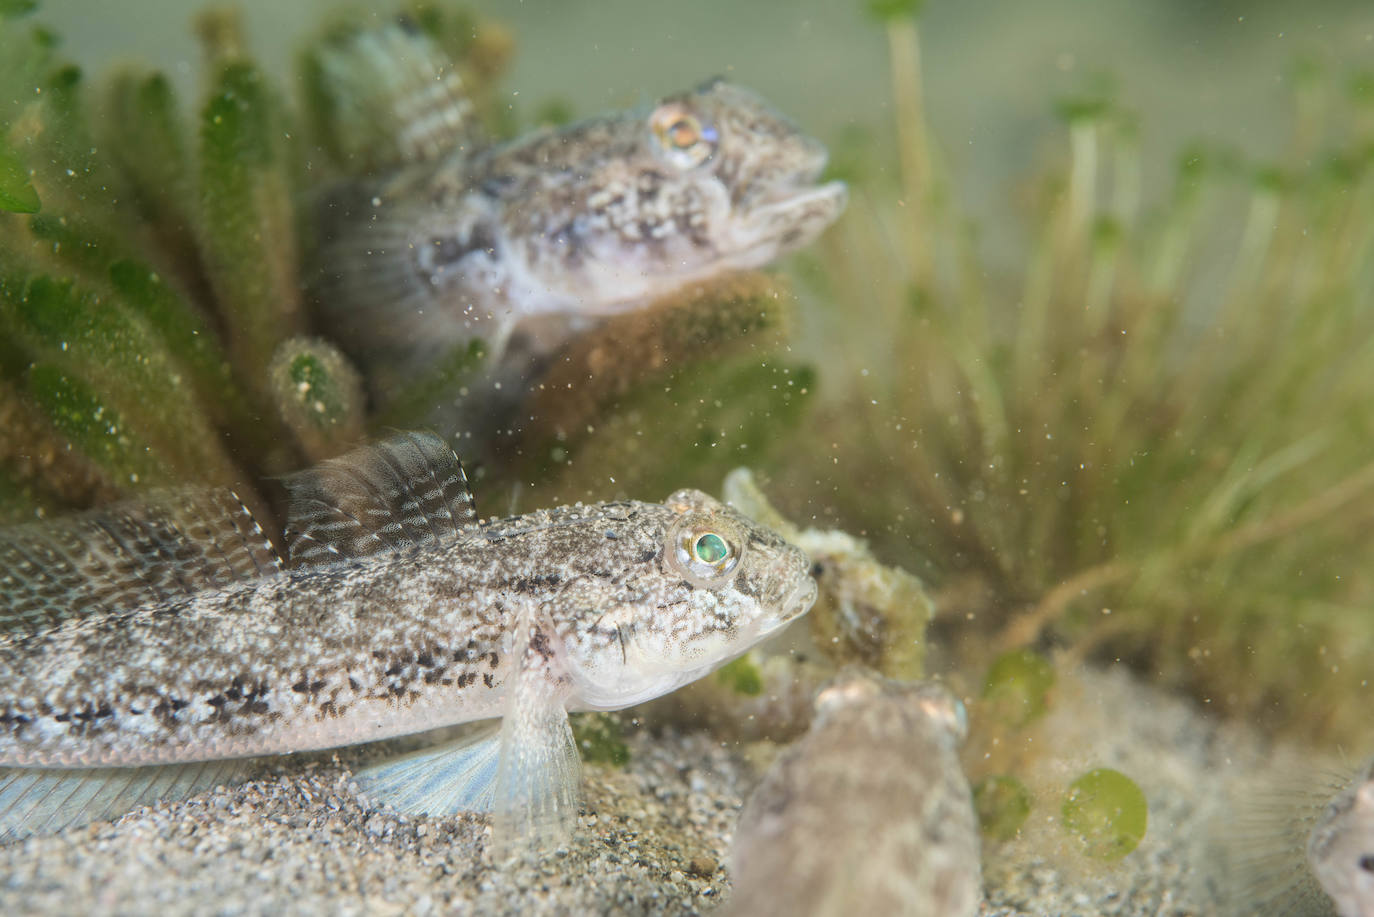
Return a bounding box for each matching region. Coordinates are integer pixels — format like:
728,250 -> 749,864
728,670 -> 980,917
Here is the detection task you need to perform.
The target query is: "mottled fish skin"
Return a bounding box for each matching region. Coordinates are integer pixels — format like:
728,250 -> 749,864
0,438 -> 816,776
1308,757 -> 1374,917
313,78 -> 847,369
728,671 -> 982,917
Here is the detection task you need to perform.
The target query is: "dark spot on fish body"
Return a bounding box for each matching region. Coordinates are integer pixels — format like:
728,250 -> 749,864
483,673 -> 494,689
530,628 -> 554,661
488,651 -> 499,669
636,548 -> 659,564
457,671 -> 476,688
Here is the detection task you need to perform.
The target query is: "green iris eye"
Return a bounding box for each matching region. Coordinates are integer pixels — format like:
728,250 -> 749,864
693,532 -> 729,565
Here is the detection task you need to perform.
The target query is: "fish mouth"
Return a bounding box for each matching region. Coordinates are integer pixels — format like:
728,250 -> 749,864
724,178 -> 847,265
755,179 -> 848,216
779,575 -> 819,624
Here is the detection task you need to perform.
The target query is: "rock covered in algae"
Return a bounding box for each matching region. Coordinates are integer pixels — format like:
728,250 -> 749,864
722,466 -> 933,679
727,669 -> 981,917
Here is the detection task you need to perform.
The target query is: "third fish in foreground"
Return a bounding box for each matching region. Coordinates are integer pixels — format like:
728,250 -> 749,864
728,669 -> 982,917
0,432 -> 817,852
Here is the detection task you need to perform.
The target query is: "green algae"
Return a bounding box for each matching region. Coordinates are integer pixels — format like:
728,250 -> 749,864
0,141 -> 39,214
982,650 -> 1055,729
715,656 -> 764,697
198,59 -> 302,385
570,713 -> 631,768
1061,768 -> 1147,861
268,337 -> 364,461
973,775 -> 1032,843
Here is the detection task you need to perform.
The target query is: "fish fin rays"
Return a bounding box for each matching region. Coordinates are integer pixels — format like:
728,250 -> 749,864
353,723 -> 501,816
353,616 -> 582,858
0,759 -> 254,842
0,489 -> 281,635
283,431 -> 479,568
305,15 -> 481,172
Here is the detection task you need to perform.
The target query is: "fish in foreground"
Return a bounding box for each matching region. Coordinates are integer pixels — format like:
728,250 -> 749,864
312,20 -> 848,373
1226,755 -> 1374,916
0,432 -> 817,848
728,670 -> 981,917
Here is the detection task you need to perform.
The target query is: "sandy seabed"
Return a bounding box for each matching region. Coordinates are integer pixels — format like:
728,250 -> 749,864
0,667 -> 1295,916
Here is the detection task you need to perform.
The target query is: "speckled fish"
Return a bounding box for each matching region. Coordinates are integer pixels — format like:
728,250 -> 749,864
311,22 -> 847,370
728,670 -> 982,917
0,432 -> 817,847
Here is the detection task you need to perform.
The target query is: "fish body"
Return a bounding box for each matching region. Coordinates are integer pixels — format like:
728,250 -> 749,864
313,72 -> 847,371
0,433 -> 816,844
728,671 -> 981,917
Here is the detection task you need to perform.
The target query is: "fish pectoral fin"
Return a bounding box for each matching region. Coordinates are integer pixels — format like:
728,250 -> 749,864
352,723 -> 502,816
0,759 -> 253,843
489,618 -> 582,860
490,685 -> 581,860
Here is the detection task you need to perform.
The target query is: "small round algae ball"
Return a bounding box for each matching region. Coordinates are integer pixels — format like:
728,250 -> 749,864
974,775 -> 1032,842
982,648 -> 1056,728
1061,768 -> 1147,861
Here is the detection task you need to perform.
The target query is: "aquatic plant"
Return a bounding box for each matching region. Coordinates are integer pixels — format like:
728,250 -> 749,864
781,3 -> 1374,743
0,1 -> 818,538
1060,768 -> 1148,861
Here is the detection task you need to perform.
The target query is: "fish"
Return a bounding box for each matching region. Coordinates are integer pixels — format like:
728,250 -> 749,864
0,432 -> 817,849
1308,758 -> 1374,917
727,670 -> 982,917
1224,755 -> 1374,917
310,21 -> 848,375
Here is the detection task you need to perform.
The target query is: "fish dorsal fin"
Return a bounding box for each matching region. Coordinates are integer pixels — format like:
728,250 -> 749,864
284,431 -> 479,568
0,490 -> 282,635
306,15 -> 481,172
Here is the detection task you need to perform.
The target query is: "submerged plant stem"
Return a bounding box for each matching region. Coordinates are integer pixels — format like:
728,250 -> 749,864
886,17 -> 933,290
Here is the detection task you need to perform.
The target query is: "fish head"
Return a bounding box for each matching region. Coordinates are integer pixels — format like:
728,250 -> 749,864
560,489 -> 817,710
494,79 -> 847,312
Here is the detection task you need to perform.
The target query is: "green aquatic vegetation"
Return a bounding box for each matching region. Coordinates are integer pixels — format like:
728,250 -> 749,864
786,4 -> 1374,742
570,713 -> 631,768
973,775 -> 1032,843
0,140 -> 38,213
268,338 -> 365,461
715,656 -> 764,697
507,274 -> 812,504
1060,768 -> 1147,861
198,57 -> 302,385
982,649 -> 1055,729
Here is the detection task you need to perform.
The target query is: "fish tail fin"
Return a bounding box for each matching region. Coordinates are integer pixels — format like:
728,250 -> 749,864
0,760 -> 253,842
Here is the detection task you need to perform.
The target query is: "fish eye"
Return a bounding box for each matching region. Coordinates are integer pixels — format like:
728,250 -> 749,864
667,514 -> 743,586
650,104 -> 717,169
